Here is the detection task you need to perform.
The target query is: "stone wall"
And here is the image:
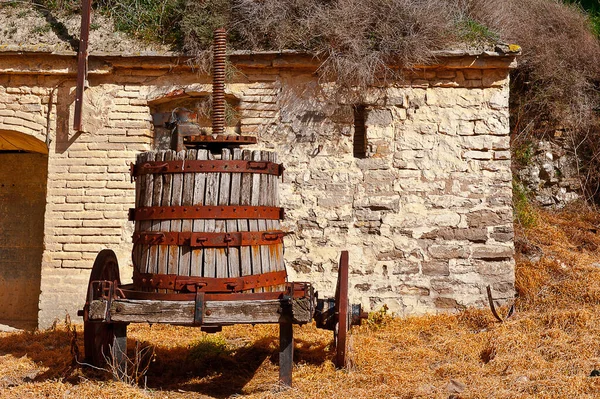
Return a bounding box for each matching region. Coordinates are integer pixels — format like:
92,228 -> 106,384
270,69 -> 515,315
517,139 -> 581,208
0,50 -> 517,327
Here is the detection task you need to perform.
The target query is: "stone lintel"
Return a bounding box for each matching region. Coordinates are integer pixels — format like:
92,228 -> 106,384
0,49 -> 519,76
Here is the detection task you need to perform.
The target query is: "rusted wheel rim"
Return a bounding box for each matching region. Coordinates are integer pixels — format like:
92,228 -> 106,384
84,249 -> 121,366
88,249 -> 121,292
334,250 -> 349,368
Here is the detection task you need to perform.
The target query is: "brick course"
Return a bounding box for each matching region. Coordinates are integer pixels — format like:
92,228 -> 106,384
0,50 -> 517,327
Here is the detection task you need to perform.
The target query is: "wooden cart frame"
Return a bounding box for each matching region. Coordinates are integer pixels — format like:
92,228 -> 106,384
80,249 -> 364,386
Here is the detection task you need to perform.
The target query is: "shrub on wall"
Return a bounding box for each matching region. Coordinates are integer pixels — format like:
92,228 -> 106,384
24,0 -> 600,201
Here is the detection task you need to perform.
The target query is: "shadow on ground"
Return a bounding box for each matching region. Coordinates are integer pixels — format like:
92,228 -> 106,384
0,325 -> 331,396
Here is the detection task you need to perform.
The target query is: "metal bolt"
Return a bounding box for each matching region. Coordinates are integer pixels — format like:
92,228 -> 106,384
205,309 -> 212,316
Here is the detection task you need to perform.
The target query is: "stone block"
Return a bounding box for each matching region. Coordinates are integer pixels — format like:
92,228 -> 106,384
474,260 -> 512,276
366,109 -> 393,126
463,150 -> 492,160
471,244 -> 514,260
422,261 -> 450,276
464,69 -> 483,80
458,121 -> 475,136
392,260 -> 420,275
467,209 -> 503,227
386,88 -> 406,106
482,70 -> 507,87
429,244 -> 468,259
397,285 -> 430,296
355,158 -> 390,170
436,69 -> 457,79
491,226 -> 514,242
454,228 -> 488,243
355,283 -> 372,292
421,227 -> 455,240
434,297 -> 461,309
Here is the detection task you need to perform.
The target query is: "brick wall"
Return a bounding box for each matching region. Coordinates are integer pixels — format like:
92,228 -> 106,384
0,51 -> 517,327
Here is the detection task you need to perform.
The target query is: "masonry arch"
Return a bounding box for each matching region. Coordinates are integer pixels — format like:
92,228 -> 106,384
0,130 -> 48,329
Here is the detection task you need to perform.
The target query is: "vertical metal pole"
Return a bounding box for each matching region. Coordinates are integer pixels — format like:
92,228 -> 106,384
335,250 -> 349,368
212,28 -> 227,135
279,321 -> 294,387
74,0 -> 92,131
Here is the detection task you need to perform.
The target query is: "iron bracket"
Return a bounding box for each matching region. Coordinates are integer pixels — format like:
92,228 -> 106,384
194,291 -> 206,325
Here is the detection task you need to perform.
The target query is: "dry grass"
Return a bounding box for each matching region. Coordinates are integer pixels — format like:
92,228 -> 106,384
3,208 -> 600,398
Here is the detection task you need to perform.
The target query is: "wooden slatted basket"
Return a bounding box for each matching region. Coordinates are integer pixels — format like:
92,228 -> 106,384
130,148 -> 286,293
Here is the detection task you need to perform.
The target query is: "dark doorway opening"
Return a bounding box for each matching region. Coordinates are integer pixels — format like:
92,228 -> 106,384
0,131 -> 48,329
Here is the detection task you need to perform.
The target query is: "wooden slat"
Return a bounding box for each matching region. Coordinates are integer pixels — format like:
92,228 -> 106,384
92,298 -> 313,325
249,150 -> 263,285
215,148 -> 231,278
265,150 -> 275,269
228,148 -> 242,278
239,149 -> 253,278
133,152 -> 146,272
168,150 -> 185,275
148,151 -> 165,275
179,149 -> 197,276
203,151 -> 219,278
191,149 -> 208,276
140,152 -> 155,274
133,148 -> 285,287
158,150 -> 174,276
268,151 -> 286,290
258,150 -> 272,278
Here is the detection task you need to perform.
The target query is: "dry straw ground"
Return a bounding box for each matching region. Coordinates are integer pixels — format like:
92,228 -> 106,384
2,206 -> 600,398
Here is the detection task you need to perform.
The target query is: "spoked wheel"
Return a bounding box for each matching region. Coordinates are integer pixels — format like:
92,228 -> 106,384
83,249 -> 127,371
334,250 -> 350,368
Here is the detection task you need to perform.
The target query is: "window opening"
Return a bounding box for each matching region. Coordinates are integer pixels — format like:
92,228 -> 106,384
353,105 -> 367,158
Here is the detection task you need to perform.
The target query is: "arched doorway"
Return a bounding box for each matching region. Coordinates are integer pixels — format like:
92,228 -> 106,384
0,130 -> 48,329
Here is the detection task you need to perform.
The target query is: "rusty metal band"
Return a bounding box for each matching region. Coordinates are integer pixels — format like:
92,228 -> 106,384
131,160 -> 284,178
133,230 -> 286,248
132,269 -> 288,293
129,206 -> 284,221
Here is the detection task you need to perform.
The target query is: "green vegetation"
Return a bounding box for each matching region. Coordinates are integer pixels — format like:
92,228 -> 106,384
20,0 -> 600,203
513,180 -> 538,229
96,0 -> 184,45
187,335 -> 232,368
456,17 -> 499,46
32,0 -> 79,12
566,0 -> 600,37
513,141 -> 535,167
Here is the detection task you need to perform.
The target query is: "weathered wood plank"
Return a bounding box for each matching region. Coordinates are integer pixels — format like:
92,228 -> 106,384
239,149 -> 253,278
168,150 -> 185,275
148,151 -> 165,276
268,151 -> 285,290
249,150 -> 263,287
141,152 -> 155,274
158,150 -> 174,276
215,148 -> 231,278
279,321 -> 294,387
93,298 -> 313,324
191,149 -> 208,276
179,149 -> 197,276
228,148 -> 242,278
258,150 -> 272,279
203,151 -> 219,278
133,152 -> 150,273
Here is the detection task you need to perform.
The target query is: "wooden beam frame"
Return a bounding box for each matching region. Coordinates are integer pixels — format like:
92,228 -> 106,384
88,297 -> 313,325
